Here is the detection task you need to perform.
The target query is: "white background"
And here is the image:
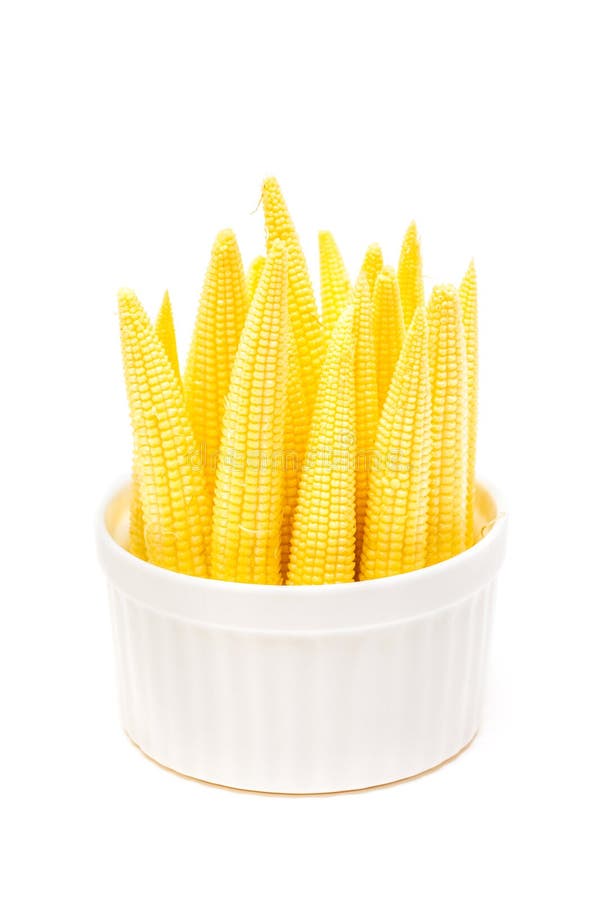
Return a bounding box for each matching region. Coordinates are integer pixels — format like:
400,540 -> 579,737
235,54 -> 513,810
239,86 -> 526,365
1,1 -> 599,897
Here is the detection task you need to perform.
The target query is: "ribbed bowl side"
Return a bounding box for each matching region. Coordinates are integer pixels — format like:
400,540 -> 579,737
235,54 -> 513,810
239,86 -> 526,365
107,578 -> 497,794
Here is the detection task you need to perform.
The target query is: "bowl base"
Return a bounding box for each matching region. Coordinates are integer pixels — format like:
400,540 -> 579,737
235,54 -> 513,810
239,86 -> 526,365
124,731 -> 478,796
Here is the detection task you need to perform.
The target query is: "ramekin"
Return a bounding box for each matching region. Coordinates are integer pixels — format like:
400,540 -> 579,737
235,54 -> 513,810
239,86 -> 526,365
96,480 -> 507,794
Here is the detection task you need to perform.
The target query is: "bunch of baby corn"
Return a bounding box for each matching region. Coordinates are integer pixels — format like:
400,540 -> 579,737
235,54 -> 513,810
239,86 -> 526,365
118,177 -> 478,585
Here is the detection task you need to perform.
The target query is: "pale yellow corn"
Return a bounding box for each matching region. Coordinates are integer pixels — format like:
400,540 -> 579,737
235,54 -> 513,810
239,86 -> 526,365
155,290 -> 181,381
119,290 -> 211,576
373,266 -> 405,410
353,272 -> 380,566
287,305 -> 356,585
459,261 -> 478,547
183,229 -> 247,500
248,256 -> 310,578
360,306 -> 431,578
262,177 -> 324,416
129,290 -> 183,559
128,464 -> 147,560
246,255 -> 265,304
211,241 -> 288,584
359,243 -> 383,295
398,222 -> 424,327
426,285 -> 468,565
281,339 -> 311,579
319,230 -> 351,337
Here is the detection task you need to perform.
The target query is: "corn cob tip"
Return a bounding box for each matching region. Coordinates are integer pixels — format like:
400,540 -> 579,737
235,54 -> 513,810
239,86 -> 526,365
214,227 -> 237,247
429,282 -> 459,305
262,175 -> 280,193
409,301 -> 427,335
118,289 -> 148,328
117,287 -> 138,306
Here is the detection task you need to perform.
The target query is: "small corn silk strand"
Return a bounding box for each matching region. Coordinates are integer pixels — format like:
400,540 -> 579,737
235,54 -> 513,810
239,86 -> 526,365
459,261 -> 478,547
398,221 -> 424,328
261,177 -> 325,418
319,230 -> 351,339
358,243 -> 383,295
426,285 -> 469,566
211,241 -> 288,584
119,290 -> 211,576
287,305 -> 356,585
129,290 -> 183,560
373,266 -> 405,411
360,307 -> 431,579
183,229 -> 247,502
353,271 -> 380,568
246,255 -> 266,304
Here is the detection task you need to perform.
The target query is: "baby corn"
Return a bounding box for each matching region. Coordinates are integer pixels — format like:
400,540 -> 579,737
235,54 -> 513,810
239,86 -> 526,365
319,230 -> 351,338
119,290 -> 211,576
373,266 -> 405,410
398,222 -> 424,327
246,255 -> 266,304
211,241 -> 288,584
359,242 -> 383,295
183,229 -> 247,500
459,261 -> 478,547
262,177 -> 324,416
360,306 -> 431,578
353,272 -> 379,564
287,306 -> 356,585
426,285 -> 469,565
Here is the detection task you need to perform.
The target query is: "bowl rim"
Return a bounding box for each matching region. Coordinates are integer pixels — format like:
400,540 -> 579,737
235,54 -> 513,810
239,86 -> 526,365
97,477 -> 507,631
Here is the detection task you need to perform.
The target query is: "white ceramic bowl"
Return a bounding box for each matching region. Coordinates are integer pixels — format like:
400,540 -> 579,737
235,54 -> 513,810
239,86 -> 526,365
97,480 -> 507,794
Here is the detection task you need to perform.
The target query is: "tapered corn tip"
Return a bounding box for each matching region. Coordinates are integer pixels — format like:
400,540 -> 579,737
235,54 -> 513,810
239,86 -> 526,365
359,243 -> 384,293
155,289 -> 173,325
117,287 -> 139,311
262,175 -> 280,195
409,302 -> 427,340
398,222 -> 424,326
247,255 -> 266,297
214,227 -> 237,250
318,230 -> 335,250
118,289 -> 150,331
155,289 -> 180,379
429,282 -> 459,311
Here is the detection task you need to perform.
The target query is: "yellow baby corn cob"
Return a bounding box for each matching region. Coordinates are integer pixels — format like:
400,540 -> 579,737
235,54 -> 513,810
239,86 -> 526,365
359,243 -> 383,295
262,177 -> 324,416
246,255 -> 265,303
426,285 -> 468,566
360,306 -> 431,579
373,266 -> 405,410
119,290 -> 211,576
129,290 -> 183,558
319,230 -> 351,337
353,271 -> 380,565
183,229 -> 247,500
398,222 -> 424,327
128,465 -> 147,560
459,261 -> 478,547
287,305 -> 356,585
211,241 -> 288,585
155,290 -> 181,381
281,340 -> 311,578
